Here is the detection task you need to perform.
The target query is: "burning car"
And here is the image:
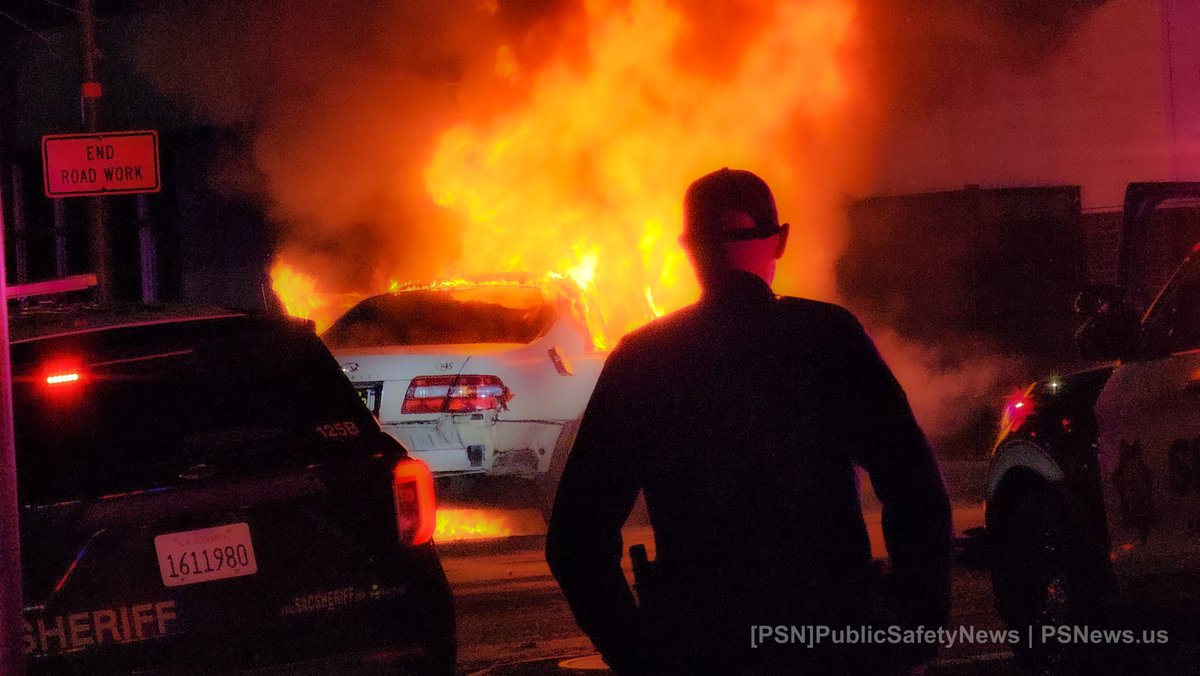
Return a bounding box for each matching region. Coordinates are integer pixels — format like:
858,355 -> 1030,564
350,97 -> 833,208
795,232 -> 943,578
321,274 -> 609,481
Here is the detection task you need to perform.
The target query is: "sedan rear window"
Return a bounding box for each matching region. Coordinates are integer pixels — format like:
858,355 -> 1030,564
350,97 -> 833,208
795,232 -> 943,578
322,286 -> 557,348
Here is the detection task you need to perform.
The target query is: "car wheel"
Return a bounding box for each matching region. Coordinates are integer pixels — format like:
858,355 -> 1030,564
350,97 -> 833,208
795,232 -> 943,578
988,477 -> 1103,675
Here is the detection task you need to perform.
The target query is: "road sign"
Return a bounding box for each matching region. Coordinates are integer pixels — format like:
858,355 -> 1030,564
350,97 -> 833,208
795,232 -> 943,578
41,130 -> 161,198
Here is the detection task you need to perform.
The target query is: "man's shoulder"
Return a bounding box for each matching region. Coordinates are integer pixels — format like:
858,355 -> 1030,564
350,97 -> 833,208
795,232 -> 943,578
612,304 -> 700,353
610,297 -> 866,354
775,296 -> 863,331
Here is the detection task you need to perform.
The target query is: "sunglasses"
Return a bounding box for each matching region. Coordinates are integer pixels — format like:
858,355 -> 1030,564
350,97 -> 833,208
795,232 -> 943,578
681,222 -> 785,245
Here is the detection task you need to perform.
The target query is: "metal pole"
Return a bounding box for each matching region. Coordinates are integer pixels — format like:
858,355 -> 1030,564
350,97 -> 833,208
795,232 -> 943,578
80,0 -> 113,304
9,169 -> 25,286
138,195 -> 157,304
0,163 -> 27,676
53,201 -> 67,279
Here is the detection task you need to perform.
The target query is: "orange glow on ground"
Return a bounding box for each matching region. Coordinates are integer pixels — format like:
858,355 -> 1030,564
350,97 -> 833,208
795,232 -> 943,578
273,0 -> 867,342
435,507 -> 546,542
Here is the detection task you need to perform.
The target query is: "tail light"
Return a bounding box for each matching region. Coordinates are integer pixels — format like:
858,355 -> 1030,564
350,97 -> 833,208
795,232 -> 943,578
402,374 -> 512,414
39,358 -> 86,396
393,458 -> 436,546
1002,392 -> 1034,434
46,372 -> 81,386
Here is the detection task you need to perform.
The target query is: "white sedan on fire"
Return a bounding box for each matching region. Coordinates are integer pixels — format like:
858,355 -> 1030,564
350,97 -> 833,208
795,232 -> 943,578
321,275 -> 608,480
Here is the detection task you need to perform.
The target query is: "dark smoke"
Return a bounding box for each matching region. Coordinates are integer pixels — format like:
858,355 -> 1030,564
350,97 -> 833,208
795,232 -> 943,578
857,0 -> 1114,112
131,0 -> 1112,295
132,0 -> 1114,449
835,0 -> 1113,451
132,0 -> 588,291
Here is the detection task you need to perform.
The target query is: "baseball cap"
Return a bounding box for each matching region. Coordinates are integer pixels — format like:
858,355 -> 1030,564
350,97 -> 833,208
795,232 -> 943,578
682,167 -> 784,246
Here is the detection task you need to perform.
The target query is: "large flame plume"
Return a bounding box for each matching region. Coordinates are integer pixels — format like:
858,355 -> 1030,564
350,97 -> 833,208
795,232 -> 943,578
140,0 -> 1114,444
424,0 -> 864,336
272,0 -> 870,335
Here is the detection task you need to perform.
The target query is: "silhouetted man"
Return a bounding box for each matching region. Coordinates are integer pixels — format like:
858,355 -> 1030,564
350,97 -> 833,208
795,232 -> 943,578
546,168 -> 952,674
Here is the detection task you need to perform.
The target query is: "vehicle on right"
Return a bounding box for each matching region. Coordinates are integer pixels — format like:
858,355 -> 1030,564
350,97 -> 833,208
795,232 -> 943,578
984,182 -> 1200,674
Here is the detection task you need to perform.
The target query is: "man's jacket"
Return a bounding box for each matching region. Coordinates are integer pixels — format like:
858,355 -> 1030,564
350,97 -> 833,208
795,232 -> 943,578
546,271 -> 952,673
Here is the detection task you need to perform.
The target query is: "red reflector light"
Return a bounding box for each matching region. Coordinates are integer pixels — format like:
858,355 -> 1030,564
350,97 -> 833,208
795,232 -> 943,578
1003,392 -> 1034,433
393,458 -> 436,546
40,359 -> 86,393
402,375 -> 511,414
46,372 -> 81,386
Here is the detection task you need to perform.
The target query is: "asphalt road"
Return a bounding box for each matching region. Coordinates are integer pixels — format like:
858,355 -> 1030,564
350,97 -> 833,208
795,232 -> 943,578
442,505 -> 1024,675
439,460 -> 1200,675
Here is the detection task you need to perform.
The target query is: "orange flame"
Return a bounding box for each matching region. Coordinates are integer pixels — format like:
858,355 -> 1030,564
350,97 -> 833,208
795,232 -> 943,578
274,0 -> 867,342
425,0 -> 862,337
269,261 -> 365,332
270,262 -> 327,321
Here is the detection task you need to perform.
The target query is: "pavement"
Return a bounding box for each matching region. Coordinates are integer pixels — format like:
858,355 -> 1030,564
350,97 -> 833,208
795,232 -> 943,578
440,504 -> 988,596
437,460 -> 1200,675
441,503 -> 1009,675
440,480 -> 1200,675
438,461 -> 999,674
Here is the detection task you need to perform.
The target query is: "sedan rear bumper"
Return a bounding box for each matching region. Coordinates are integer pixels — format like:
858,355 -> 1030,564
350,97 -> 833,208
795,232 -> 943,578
383,419 -> 569,477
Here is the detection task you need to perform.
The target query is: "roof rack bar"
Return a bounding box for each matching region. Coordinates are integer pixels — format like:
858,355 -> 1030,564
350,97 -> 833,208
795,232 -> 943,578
6,274 -> 98,299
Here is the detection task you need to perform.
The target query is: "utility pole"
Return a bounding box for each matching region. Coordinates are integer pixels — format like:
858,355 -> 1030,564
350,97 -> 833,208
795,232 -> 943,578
80,0 -> 114,304
0,169 -> 25,676
0,19 -> 24,672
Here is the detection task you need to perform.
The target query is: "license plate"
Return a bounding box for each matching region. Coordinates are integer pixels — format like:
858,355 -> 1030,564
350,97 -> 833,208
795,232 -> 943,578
154,522 -> 258,587
355,382 -> 382,416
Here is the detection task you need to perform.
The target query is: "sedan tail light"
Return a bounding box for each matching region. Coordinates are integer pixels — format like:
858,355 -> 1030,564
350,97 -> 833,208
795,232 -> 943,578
401,375 -> 512,414
393,458 -> 436,546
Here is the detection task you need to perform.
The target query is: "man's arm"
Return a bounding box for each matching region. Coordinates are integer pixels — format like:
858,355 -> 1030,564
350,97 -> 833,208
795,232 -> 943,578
545,347 -> 648,673
834,312 -> 952,637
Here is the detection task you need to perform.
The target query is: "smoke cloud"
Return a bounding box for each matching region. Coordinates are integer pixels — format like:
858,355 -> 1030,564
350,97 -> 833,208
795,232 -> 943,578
134,0 -> 583,290
132,0 -> 1111,448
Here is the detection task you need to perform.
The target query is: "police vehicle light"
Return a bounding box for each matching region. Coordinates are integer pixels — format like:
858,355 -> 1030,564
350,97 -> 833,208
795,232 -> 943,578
41,358 -> 86,391
46,372 -> 80,386
1004,391 -> 1035,433
393,458 -> 437,546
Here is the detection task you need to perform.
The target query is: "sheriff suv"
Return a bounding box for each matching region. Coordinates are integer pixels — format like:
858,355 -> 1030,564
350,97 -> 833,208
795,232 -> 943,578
985,183 -> 1200,673
13,306 -> 455,674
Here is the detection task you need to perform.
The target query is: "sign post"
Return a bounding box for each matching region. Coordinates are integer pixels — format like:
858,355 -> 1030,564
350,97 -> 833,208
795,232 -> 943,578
79,0 -> 111,306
